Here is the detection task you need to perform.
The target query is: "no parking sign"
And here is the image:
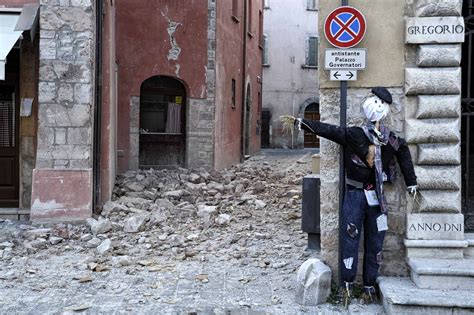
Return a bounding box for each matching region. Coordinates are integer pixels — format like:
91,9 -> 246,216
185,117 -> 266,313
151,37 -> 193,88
324,6 -> 366,49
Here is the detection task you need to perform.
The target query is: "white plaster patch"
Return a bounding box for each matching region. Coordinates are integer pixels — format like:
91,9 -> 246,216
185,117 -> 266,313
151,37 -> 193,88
175,64 -> 180,77
343,257 -> 354,270
31,198 -> 64,211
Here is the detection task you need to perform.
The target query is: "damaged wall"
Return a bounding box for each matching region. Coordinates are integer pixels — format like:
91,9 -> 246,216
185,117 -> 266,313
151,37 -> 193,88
115,0 -> 211,172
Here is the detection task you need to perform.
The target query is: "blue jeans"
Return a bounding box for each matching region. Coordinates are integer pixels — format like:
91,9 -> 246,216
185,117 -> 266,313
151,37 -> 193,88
340,185 -> 386,287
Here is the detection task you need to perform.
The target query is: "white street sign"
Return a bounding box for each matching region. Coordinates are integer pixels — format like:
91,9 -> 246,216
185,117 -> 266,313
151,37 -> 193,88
330,70 -> 357,81
324,49 -> 367,70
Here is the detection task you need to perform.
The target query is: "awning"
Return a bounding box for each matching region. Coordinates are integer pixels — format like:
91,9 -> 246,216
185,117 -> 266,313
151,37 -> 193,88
0,12 -> 22,80
0,4 -> 39,81
14,4 -> 40,42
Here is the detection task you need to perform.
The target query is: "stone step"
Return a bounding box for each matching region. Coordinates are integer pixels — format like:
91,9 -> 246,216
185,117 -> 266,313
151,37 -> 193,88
466,233 -> 474,258
408,257 -> 474,290
404,239 -> 467,259
378,277 -> 474,315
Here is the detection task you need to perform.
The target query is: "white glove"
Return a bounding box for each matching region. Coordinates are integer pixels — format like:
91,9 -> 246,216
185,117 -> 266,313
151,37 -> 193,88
406,185 -> 417,195
294,118 -> 302,131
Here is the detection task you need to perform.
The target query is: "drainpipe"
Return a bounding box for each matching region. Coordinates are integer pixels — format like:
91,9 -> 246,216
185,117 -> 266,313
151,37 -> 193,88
241,0 -> 248,161
93,0 -> 103,213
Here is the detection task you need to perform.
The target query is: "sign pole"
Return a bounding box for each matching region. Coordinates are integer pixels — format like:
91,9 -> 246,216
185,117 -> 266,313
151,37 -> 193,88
338,0 -> 348,288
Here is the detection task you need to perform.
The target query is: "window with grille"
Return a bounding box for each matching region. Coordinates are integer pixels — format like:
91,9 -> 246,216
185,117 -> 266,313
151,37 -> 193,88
306,36 -> 318,67
0,100 -> 14,148
307,0 -> 317,11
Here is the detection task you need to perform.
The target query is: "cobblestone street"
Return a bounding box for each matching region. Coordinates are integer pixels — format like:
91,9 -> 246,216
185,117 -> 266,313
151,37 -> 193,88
0,149 -> 383,314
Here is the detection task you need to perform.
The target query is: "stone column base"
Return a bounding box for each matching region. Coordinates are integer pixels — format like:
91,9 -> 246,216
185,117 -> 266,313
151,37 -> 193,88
30,169 -> 92,222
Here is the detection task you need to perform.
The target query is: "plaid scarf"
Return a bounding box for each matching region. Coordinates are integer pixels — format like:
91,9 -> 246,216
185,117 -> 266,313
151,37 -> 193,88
362,122 -> 390,214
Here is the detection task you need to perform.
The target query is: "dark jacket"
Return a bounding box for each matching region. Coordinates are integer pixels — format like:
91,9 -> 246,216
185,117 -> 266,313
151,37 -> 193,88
301,119 -> 417,187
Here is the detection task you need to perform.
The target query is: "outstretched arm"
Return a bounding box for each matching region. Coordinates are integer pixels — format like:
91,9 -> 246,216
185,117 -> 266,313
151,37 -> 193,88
394,137 -> 417,188
297,118 -> 347,146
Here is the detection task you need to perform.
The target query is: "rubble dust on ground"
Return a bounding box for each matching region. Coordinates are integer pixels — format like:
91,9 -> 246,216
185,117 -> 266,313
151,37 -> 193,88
0,150 -> 383,314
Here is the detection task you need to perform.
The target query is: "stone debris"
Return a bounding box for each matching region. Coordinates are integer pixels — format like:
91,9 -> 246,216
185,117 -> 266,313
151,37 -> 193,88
97,239 -> 111,254
215,214 -> 231,226
86,217 -> 112,235
0,155 -> 309,264
123,215 -> 149,233
0,152 -> 326,310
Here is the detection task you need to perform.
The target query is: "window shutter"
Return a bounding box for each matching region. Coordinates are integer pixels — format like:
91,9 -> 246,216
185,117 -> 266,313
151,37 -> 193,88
307,37 -> 317,66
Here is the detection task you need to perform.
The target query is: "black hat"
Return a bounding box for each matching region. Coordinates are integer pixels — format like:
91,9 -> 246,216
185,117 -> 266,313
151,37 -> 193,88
371,87 -> 392,104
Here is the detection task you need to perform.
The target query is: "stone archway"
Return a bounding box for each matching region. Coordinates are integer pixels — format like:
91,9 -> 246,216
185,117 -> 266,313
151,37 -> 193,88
296,96 -> 320,148
136,75 -> 187,168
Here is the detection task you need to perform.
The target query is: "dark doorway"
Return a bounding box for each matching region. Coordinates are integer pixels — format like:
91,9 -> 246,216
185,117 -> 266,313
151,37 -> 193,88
0,49 -> 20,208
139,76 -> 186,168
261,109 -> 271,148
304,102 -> 320,148
242,83 -> 251,158
461,0 -> 474,231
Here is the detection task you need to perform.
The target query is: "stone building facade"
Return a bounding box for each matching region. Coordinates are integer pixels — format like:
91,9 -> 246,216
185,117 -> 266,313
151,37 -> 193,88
0,0 -> 263,221
261,0 -> 319,149
317,0 -> 473,312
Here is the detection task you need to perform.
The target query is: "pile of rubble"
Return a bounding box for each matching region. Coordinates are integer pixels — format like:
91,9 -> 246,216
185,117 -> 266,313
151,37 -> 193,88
0,155 -> 311,273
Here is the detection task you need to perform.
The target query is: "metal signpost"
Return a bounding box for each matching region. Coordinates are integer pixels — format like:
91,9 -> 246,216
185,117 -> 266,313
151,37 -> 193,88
323,2 -> 367,282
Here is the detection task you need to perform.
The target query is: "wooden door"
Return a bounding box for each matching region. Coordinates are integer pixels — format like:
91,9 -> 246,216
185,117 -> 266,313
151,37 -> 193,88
261,110 -> 270,148
0,87 -> 19,207
304,103 -> 320,148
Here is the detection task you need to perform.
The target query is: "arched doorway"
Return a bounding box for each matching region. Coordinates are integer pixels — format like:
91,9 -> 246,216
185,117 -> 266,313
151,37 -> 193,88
304,102 -> 320,148
139,76 -> 186,168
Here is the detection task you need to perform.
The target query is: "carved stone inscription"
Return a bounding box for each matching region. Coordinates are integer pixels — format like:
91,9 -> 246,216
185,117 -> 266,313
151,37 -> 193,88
406,17 -> 465,44
406,213 -> 464,240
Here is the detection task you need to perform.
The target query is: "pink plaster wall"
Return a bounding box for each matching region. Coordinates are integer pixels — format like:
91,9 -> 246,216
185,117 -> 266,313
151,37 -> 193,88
115,0 -> 209,173
30,169 -> 92,222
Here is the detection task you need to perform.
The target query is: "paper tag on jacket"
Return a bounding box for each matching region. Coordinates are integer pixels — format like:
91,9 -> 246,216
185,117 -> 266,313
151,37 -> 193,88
377,214 -> 388,232
364,190 -> 380,206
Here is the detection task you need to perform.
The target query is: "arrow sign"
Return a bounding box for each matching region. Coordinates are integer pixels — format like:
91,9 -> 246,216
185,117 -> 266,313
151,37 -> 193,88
330,70 -> 357,81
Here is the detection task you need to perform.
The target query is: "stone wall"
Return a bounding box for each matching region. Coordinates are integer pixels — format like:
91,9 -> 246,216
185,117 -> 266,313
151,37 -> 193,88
403,0 -> 465,258
318,88 -> 410,279
129,96 -> 139,170
31,0 -> 95,221
36,0 -> 95,169
186,0 -> 216,169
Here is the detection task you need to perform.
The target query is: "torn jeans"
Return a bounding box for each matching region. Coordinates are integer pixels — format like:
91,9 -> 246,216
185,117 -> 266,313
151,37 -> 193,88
340,185 -> 386,287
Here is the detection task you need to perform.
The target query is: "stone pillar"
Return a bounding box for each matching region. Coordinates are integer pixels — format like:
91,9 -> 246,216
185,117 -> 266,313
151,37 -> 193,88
186,0 -> 216,169
129,96 -> 139,170
31,0 -> 95,222
403,0 -> 466,258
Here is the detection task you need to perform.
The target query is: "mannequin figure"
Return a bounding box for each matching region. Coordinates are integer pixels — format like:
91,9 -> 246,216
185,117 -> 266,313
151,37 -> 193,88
289,87 -> 417,306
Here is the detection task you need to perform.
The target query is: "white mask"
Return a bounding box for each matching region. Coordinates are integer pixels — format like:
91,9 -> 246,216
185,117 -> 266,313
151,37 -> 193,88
362,95 -> 390,122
